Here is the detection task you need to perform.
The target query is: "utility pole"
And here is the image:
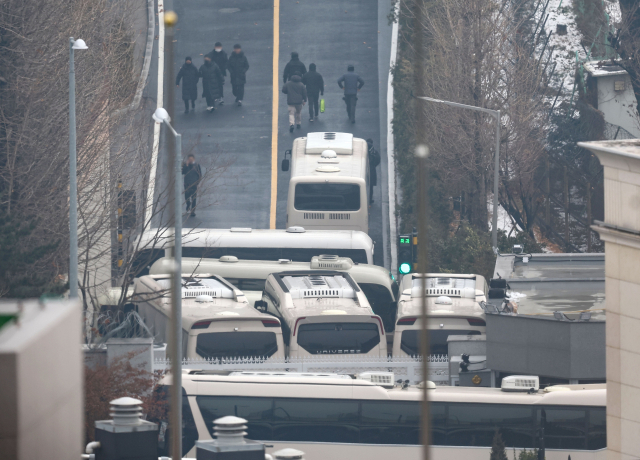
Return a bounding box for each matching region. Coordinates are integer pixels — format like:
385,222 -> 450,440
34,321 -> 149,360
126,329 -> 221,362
587,182 -> 592,252
564,166 -> 569,250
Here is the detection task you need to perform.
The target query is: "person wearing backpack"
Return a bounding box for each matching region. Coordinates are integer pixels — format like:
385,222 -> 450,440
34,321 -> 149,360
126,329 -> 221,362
366,138 -> 381,204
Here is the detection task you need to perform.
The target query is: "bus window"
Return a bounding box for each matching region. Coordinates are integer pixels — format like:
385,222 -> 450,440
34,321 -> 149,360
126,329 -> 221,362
294,183 -> 361,211
587,408 -> 606,450
197,396 -> 273,440
297,323 -> 380,355
273,398 -> 359,443
195,332 -> 278,359
359,283 -> 396,332
540,408 -> 587,450
360,400 -> 420,445
447,403 -> 535,448
224,278 -> 267,292
156,387 -> 198,457
401,329 -> 482,356
131,249 -> 165,277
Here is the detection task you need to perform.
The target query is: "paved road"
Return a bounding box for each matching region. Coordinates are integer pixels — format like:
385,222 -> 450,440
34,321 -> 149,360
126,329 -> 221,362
152,0 -> 392,266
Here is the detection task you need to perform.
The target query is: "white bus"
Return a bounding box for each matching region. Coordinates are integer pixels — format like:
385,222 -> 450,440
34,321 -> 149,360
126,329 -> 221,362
393,274 -> 488,356
149,254 -> 399,332
282,132 -> 369,233
131,227 -> 375,276
132,274 -> 285,360
256,271 -> 387,358
157,371 -> 606,460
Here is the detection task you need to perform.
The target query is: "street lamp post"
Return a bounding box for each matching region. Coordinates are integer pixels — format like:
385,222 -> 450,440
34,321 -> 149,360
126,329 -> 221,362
414,95 -> 501,251
152,107 -> 182,458
69,37 -> 88,299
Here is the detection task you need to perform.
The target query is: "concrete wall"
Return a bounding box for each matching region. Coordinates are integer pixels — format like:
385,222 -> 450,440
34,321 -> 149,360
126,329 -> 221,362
0,299 -> 83,460
596,75 -> 640,139
580,139 -> 640,460
485,313 -> 605,380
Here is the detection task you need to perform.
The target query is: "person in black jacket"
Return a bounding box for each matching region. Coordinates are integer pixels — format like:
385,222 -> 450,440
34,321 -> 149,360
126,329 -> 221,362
227,44 -> 250,106
182,154 -> 202,217
176,57 -> 199,113
283,51 -> 307,83
366,139 -> 381,204
199,56 -> 223,112
282,72 -> 307,132
337,65 -> 365,123
206,42 -> 228,105
302,63 -> 324,122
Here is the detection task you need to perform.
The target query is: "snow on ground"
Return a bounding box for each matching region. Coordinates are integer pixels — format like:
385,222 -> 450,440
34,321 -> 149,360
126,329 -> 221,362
487,194 -> 520,234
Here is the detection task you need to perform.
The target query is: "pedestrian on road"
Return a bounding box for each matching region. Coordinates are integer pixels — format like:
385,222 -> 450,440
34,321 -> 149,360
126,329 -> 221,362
227,44 -> 250,107
366,138 -> 381,204
337,65 -> 364,124
282,71 -> 307,133
176,56 -> 199,114
283,51 -> 307,83
302,63 -> 324,122
199,56 -> 223,113
206,42 -> 228,105
182,154 -> 202,217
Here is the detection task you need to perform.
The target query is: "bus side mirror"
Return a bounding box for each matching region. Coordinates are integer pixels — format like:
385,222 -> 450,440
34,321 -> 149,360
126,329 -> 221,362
254,300 -> 268,313
281,149 -> 291,172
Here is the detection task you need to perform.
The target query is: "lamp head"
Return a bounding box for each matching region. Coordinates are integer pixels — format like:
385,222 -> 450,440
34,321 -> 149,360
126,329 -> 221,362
72,39 -> 88,50
152,107 -> 170,124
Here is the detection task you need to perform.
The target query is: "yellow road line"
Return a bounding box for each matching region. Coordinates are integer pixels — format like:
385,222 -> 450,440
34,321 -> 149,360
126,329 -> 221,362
269,0 -> 280,229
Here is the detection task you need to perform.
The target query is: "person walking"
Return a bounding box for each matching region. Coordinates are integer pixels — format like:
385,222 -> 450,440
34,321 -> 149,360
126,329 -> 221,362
337,65 -> 364,123
302,63 -> 324,122
366,138 -> 381,204
227,44 -> 250,106
206,42 -> 228,105
182,154 -> 202,217
176,57 -> 199,113
283,51 -> 307,83
282,71 -> 307,132
199,55 -> 223,113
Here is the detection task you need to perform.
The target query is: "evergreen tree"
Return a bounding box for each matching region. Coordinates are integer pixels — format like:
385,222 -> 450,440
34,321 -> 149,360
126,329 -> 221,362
490,430 -> 508,460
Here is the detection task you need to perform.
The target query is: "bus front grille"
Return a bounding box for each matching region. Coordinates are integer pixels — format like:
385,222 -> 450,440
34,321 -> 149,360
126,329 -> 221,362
304,212 -> 325,219
329,213 -> 351,220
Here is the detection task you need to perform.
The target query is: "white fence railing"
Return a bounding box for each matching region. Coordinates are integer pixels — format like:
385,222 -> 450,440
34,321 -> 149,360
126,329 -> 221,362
154,355 -> 451,385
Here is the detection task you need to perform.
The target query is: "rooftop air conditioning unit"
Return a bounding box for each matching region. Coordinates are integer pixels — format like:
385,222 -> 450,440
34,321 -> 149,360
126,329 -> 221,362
310,254 -> 353,270
357,372 -> 395,388
501,375 -> 539,392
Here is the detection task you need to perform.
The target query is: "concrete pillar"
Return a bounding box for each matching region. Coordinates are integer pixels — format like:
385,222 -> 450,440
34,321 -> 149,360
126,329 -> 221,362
579,139 -> 640,460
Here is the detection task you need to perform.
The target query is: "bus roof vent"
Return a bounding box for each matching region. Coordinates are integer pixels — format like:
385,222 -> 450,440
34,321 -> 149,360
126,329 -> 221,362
282,274 -> 355,299
356,372 -> 394,388
213,415 -> 248,444
230,227 -> 252,232
286,226 -> 306,233
321,149 -> 338,159
501,375 -> 539,392
320,309 -> 347,315
219,255 -> 239,263
305,132 -> 354,154
195,295 -> 214,303
311,254 -> 353,270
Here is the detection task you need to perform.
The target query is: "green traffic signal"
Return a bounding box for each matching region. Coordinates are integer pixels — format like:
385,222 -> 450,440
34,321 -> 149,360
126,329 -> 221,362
399,262 -> 412,275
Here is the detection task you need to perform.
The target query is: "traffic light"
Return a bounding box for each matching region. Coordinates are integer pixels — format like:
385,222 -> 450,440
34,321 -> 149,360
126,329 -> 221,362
398,234 -> 413,274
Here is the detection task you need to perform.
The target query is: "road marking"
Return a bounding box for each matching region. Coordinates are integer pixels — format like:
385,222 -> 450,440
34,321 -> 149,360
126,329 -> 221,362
269,0 -> 280,229
145,0 -> 165,227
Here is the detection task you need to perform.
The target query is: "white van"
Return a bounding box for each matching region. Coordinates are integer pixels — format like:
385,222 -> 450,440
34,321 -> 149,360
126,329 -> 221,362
131,227 -> 374,276
256,271 -> 387,358
393,273 -> 488,357
282,132 -> 369,233
149,254 -> 399,332
133,274 -> 285,360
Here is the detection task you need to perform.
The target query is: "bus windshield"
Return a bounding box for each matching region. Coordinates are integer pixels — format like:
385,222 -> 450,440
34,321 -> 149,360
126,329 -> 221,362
297,322 -> 380,354
195,331 -> 278,358
294,183 -> 360,211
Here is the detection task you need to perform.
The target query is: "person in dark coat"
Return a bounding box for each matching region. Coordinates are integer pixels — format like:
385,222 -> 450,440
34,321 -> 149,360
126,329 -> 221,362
282,72 -> 307,132
176,57 -> 199,113
366,138 -> 381,204
227,44 -> 250,106
199,56 -> 223,112
182,154 -> 202,217
283,51 -> 307,83
302,63 -> 324,122
206,42 -> 228,104
337,64 -> 365,123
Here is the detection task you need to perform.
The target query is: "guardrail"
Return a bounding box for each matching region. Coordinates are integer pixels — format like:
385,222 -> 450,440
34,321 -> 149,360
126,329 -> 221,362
154,355 -> 451,385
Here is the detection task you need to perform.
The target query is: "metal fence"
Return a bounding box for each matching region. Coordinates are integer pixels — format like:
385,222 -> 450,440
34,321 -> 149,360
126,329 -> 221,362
154,355 -> 451,385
